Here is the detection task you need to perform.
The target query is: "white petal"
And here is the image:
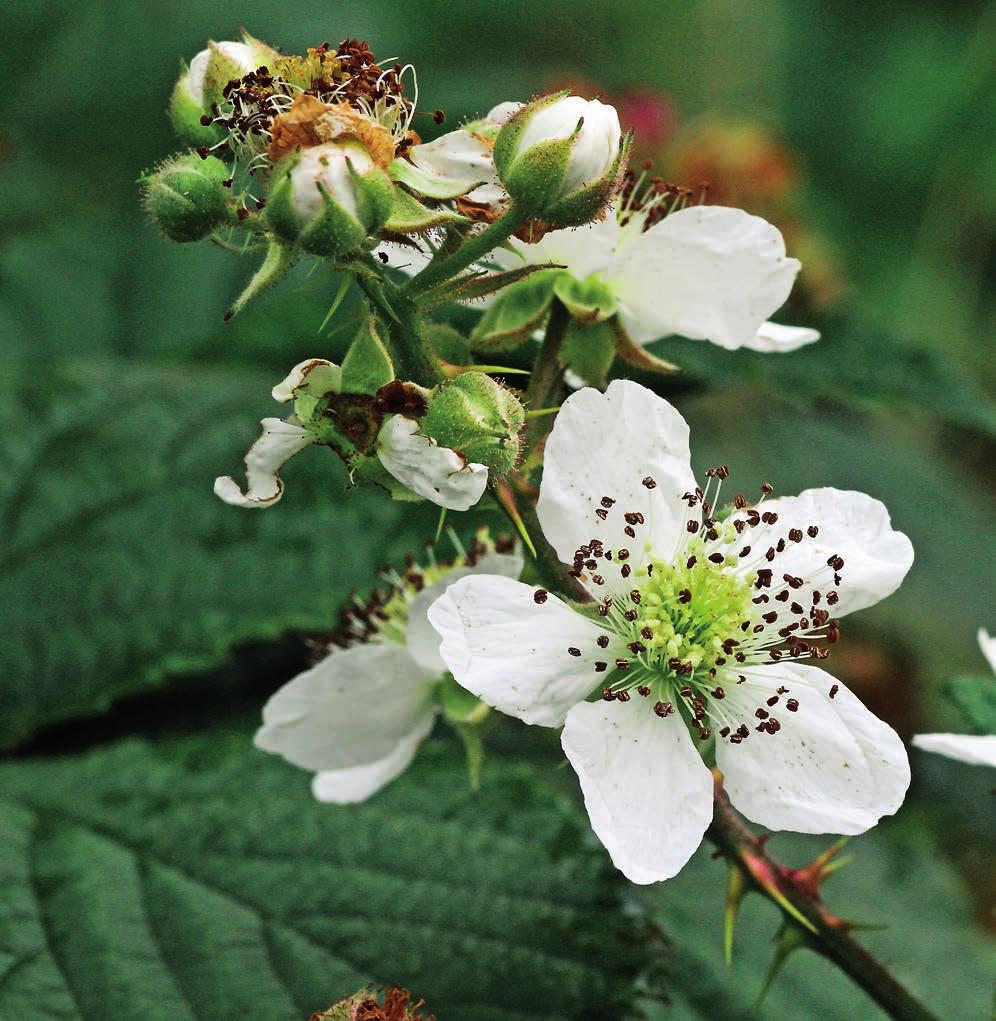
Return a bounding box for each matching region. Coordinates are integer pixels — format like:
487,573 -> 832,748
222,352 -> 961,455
405,552 -> 524,673
717,663 -> 910,835
214,418 -> 314,508
561,698 -> 714,883
406,130 -> 495,198
746,321 -> 821,353
978,628 -> 996,675
377,415 -> 488,511
501,214 -> 619,280
271,358 -> 341,403
740,488 -> 913,617
537,380 -> 696,573
254,642 -> 437,772
486,101 -> 525,124
912,733 -> 996,769
428,574 -> 622,727
610,206 -> 802,349
311,713 -> 437,803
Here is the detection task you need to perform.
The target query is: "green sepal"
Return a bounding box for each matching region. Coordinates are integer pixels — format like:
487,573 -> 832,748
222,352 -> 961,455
611,317 -> 681,376
947,674 -> 996,733
427,323 -> 473,366
542,130 -> 632,228
224,239 -> 298,320
168,68 -> 218,148
562,318 -> 617,388
553,272 -> 618,323
384,182 -> 469,233
493,90 -> 570,182
469,268 -> 562,351
438,674 -> 491,726
341,316 -> 395,394
499,134 -> 575,218
350,454 -> 424,501
389,157 -> 477,200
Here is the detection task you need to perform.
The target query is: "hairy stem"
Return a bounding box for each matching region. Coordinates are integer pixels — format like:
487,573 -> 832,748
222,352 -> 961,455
708,779 -> 943,1021
357,275 -> 444,387
402,206 -> 528,298
522,298 -> 569,451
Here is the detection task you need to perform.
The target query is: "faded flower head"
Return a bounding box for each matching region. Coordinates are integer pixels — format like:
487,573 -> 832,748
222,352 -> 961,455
312,986 -> 434,1021
255,531 -> 522,803
429,380 -> 913,883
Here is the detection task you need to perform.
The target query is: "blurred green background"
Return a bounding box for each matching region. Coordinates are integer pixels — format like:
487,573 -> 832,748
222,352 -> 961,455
0,1 -> 993,1018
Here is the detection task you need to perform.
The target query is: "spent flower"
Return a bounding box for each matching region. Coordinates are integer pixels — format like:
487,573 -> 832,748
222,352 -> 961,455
429,380 -> 913,883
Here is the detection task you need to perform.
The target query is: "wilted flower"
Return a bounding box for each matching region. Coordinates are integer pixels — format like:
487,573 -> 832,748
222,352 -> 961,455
255,536 -> 522,802
215,360 -> 497,512
429,379 -> 912,883
913,630 -> 996,768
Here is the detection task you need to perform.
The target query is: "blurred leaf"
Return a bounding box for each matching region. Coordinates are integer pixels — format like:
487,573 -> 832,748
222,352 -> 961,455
652,309 -> 996,437
0,357 -> 435,749
634,816 -> 995,1020
947,675 -> 996,734
0,732 -> 639,1021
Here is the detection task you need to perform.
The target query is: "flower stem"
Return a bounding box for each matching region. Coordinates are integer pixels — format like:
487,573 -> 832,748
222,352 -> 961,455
708,778 -> 942,1021
357,275 -> 444,387
402,206 -> 529,298
522,297 -> 569,452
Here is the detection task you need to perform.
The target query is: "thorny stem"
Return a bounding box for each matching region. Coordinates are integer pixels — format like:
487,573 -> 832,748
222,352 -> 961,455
402,205 -> 528,298
707,777 -> 943,1021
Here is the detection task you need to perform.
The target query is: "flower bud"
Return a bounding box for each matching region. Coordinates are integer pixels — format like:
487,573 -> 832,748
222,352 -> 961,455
420,372 -> 524,479
266,141 -> 395,258
142,153 -> 232,242
494,94 -> 627,226
169,40 -> 265,147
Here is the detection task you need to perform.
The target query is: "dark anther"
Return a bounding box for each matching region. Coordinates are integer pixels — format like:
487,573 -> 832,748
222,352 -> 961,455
686,555 -> 697,568
597,635 -> 610,648
642,476 -> 657,489
786,698 -> 799,712
618,548 -> 630,560
595,662 -> 607,672
739,546 -> 751,557
533,589 -> 548,604
601,496 -> 615,507
760,482 -> 774,495
621,563 -> 631,578
687,520 -> 699,533
567,647 -> 581,657
637,685 -> 651,697
630,590 -> 641,604
766,695 -> 779,707
595,508 -> 608,520
654,701 -> 674,717
615,658 -> 631,670
708,553 -> 725,564
679,588 -> 692,604
755,707 -> 769,719
625,526 -> 636,538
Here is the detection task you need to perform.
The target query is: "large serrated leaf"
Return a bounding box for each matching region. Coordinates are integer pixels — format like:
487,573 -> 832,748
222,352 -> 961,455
0,731 -> 639,1021
0,358 -> 436,749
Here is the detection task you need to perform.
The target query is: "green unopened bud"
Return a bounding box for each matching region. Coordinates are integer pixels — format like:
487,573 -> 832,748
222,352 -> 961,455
421,372 -> 524,478
266,141 -> 395,258
494,93 -> 627,227
142,153 -> 232,242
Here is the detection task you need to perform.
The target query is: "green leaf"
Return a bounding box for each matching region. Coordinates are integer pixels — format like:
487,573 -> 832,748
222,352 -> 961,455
0,731 -> 640,1021
469,270 -> 561,351
0,358 -> 435,749
947,675 -> 996,734
635,816 -> 995,1020
384,184 -> 469,234
340,317 -> 395,394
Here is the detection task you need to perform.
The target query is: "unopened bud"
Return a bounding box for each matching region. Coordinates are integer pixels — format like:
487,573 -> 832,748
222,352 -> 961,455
421,372 -> 524,479
494,93 -> 627,226
142,153 -> 232,242
266,141 -> 395,258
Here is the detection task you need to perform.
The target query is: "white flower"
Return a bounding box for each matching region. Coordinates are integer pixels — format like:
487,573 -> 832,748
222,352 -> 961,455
490,203 -> 818,353
912,629 -> 996,768
429,379 -> 912,883
255,546 -> 523,802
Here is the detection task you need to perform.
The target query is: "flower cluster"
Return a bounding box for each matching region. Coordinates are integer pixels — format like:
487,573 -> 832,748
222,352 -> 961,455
145,31 -> 946,895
